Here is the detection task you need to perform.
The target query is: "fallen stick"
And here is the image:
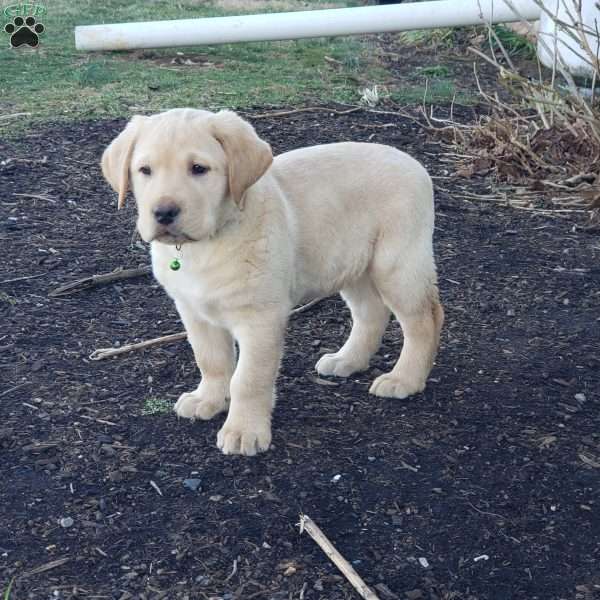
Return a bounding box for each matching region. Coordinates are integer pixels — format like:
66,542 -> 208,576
291,296 -> 323,315
0,112 -> 32,120
89,332 -> 187,361
0,272 -> 48,285
19,557 -> 70,579
298,514 -> 381,600
13,192 -> 57,203
89,298 -> 325,361
49,266 -> 151,297
248,106 -> 362,119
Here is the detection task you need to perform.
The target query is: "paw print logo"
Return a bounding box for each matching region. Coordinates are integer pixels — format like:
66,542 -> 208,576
4,16 -> 45,48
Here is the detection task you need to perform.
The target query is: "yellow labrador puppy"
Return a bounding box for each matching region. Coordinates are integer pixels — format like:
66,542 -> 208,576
102,108 -> 444,456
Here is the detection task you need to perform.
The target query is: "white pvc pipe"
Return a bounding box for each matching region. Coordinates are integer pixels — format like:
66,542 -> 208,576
75,0 -> 542,52
537,0 -> 600,77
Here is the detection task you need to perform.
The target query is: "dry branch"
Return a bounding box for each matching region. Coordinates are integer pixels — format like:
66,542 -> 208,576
49,266 -> 151,297
88,298 -> 326,361
299,514 -> 381,600
424,7 -> 600,225
19,557 -> 70,579
89,332 -> 187,361
248,106 -> 362,119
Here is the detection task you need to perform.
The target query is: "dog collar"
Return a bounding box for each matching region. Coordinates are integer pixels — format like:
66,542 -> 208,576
170,244 -> 182,271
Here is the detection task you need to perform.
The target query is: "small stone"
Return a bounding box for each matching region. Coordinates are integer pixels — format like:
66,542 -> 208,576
101,444 -> 116,456
108,470 -> 123,483
59,517 -> 74,528
183,478 -> 202,492
506,308 -> 515,317
405,590 -> 423,600
209,495 -> 223,502
575,393 -> 586,402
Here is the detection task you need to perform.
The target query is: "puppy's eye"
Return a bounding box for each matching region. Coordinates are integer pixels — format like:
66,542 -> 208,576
191,164 -> 208,176
139,166 -> 152,176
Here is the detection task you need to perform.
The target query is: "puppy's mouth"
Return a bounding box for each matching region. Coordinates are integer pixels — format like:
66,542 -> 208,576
151,230 -> 196,245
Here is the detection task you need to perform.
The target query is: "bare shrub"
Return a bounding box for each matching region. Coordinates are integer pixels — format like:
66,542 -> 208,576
429,1 -> 600,226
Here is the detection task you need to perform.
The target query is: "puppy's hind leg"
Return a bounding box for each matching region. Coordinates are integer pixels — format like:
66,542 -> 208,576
316,274 -> 390,377
370,253 -> 444,399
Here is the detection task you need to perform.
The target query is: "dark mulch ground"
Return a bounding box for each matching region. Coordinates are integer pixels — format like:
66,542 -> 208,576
1,106 -> 599,600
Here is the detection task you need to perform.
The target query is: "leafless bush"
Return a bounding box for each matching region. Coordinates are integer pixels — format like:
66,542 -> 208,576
430,0 -> 600,226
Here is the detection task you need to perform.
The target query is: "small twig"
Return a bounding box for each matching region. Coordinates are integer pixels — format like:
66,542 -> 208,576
248,106 -> 363,119
78,415 -> 118,426
90,299 -> 326,360
19,557 -> 70,579
149,480 -> 163,497
13,193 -> 56,203
0,156 -> 47,165
0,382 -> 30,398
467,501 -> 507,521
0,272 -> 47,285
224,558 -> 238,583
298,514 -> 381,600
291,297 -> 324,315
49,266 -> 151,297
0,112 -> 32,121
89,332 -> 187,361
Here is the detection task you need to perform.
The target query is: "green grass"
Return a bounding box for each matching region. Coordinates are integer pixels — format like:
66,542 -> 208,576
3,579 -> 14,600
0,0 -> 381,133
416,65 -> 451,78
142,397 -> 173,415
0,292 -> 17,306
396,27 -> 457,49
492,24 -> 536,59
0,0 -> 470,134
391,80 -> 465,105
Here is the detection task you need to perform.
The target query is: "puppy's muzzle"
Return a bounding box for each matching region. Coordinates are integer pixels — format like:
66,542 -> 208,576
154,203 -> 181,226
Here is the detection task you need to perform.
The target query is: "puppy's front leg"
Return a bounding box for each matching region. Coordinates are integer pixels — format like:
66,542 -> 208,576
217,314 -> 287,456
174,301 -> 235,421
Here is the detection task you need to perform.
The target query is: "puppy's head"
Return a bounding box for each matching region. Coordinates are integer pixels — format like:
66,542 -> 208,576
101,109 -> 273,245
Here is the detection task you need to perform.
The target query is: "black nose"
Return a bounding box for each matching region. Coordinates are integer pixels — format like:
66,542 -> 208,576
154,204 -> 180,225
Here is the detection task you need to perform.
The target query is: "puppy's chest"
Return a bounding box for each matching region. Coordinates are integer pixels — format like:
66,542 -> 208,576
151,247 -> 254,325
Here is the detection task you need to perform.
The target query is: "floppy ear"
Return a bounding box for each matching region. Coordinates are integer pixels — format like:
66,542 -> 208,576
210,111 -> 273,210
101,115 -> 146,210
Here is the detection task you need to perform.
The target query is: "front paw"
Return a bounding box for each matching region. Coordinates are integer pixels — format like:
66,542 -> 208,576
217,418 -> 271,456
316,352 -> 368,377
369,373 -> 425,399
174,390 -> 228,420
